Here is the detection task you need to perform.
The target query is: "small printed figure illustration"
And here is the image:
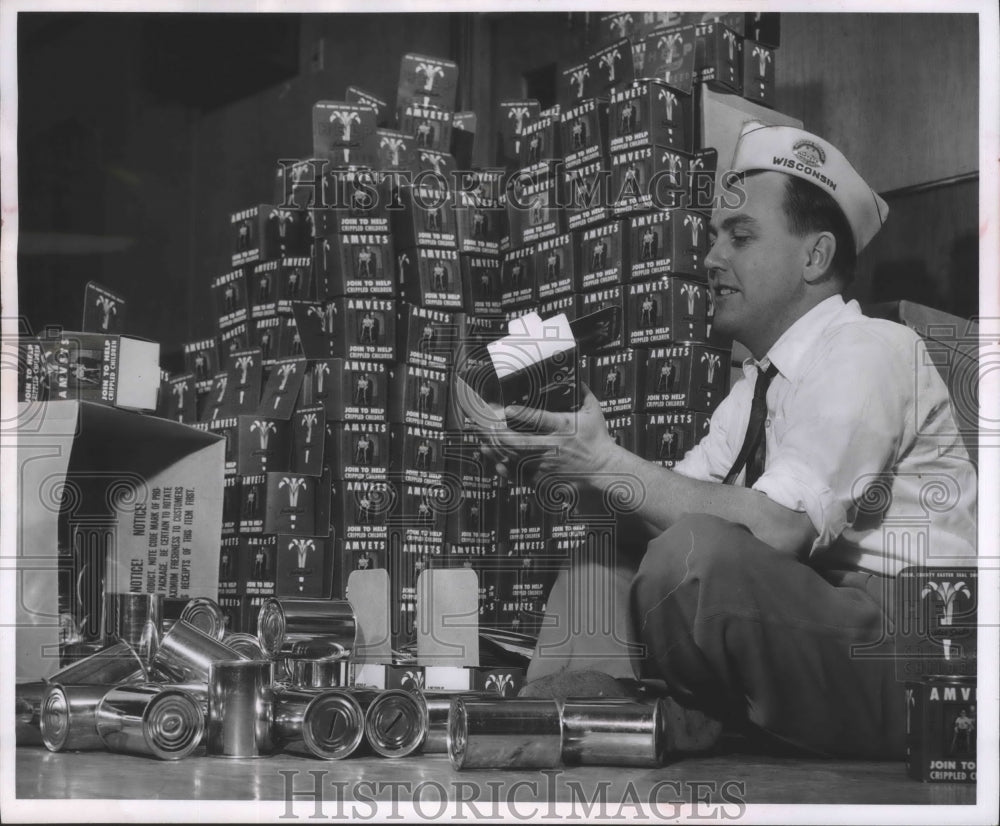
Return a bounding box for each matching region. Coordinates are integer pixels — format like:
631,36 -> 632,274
604,365 -> 621,396
355,432 -> 373,465
432,261 -> 448,291
472,209 -> 488,238
258,273 -> 272,303
951,707 -> 975,753
418,380 -> 434,414
641,295 -> 658,327
641,227 -> 658,260
657,360 -> 678,392
659,428 -> 679,460
591,239 -> 608,270
360,312 -> 378,344
619,101 -> 636,134
354,373 -> 372,405
416,441 -> 431,470
357,248 -> 375,279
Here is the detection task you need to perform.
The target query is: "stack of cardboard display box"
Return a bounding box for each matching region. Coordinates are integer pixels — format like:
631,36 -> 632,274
155,10 -> 784,656
485,10 -> 784,631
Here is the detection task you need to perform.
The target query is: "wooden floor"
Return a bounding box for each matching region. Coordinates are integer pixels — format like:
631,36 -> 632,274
14,744 -> 976,810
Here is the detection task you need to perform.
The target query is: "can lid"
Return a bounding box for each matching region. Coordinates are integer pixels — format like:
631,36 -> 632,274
40,686 -> 71,752
447,697 -> 469,769
180,597 -> 227,641
302,692 -> 365,759
143,689 -> 205,761
256,597 -> 286,658
365,689 -> 428,758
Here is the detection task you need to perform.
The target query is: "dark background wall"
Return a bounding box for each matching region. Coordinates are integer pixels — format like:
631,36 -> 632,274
16,11 -> 980,367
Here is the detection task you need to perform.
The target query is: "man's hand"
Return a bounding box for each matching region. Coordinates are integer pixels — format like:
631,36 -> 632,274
485,384 -> 623,483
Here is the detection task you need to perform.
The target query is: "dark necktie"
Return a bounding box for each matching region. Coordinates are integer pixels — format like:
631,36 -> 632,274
723,363 -> 778,487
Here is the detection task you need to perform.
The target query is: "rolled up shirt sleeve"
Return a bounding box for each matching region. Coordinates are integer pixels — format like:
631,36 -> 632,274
751,327 -> 911,556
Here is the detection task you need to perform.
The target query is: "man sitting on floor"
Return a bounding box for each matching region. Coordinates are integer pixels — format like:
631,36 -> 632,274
488,122 -> 978,759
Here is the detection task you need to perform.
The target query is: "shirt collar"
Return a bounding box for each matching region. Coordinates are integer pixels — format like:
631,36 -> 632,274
741,295 -> 861,380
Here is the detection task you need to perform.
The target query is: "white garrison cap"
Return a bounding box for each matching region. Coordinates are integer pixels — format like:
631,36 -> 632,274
730,121 -> 889,253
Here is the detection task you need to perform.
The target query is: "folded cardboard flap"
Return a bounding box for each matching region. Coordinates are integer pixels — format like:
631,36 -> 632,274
116,337 -> 161,410
416,568 -> 480,666
17,401 -> 225,681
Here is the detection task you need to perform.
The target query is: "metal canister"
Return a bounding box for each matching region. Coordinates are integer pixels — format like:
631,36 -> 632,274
180,597 -> 228,641
256,597 -> 356,659
40,683 -> 109,752
104,592 -> 163,654
560,698 -> 663,766
449,698 -> 563,770
421,692 -> 494,755
16,682 -> 48,746
289,657 -> 350,690
207,659 -> 275,758
364,689 -> 428,758
223,632 -> 267,659
96,684 -> 205,760
50,640 -> 147,686
153,620 -> 248,684
274,688 -> 367,760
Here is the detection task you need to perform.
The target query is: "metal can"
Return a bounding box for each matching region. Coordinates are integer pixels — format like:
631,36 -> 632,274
103,592 -> 163,663
40,683 -> 109,752
421,692 -> 493,755
256,597 -> 357,659
274,688 -> 367,760
153,620 -> 248,684
289,657 -> 350,690
906,677 -> 977,783
560,698 -> 663,766
365,689 -> 428,758
50,640 -> 147,686
449,698 -> 563,770
16,682 -> 48,746
96,684 -> 205,760
207,659 -> 275,758
180,597 -> 228,641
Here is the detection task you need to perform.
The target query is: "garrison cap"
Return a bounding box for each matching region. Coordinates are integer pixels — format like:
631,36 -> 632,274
730,122 -> 888,253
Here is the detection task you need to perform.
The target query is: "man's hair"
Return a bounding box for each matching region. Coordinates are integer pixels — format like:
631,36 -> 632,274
779,174 -> 857,284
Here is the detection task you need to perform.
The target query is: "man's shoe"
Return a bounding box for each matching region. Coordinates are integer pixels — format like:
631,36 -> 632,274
518,669 -> 633,700
657,695 -> 723,754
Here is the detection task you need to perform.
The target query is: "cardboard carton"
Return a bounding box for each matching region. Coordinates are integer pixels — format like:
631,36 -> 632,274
578,220 -> 629,292
312,101 -> 378,168
26,333 -> 160,411
16,402 -> 224,680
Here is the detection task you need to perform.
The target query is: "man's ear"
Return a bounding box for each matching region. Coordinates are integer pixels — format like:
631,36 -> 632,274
803,232 -> 837,283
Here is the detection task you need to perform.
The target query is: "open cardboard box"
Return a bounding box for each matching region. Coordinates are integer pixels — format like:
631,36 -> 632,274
16,401 -> 225,681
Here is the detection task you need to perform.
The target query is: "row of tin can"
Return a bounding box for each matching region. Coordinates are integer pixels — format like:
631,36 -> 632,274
21,672 -> 668,770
